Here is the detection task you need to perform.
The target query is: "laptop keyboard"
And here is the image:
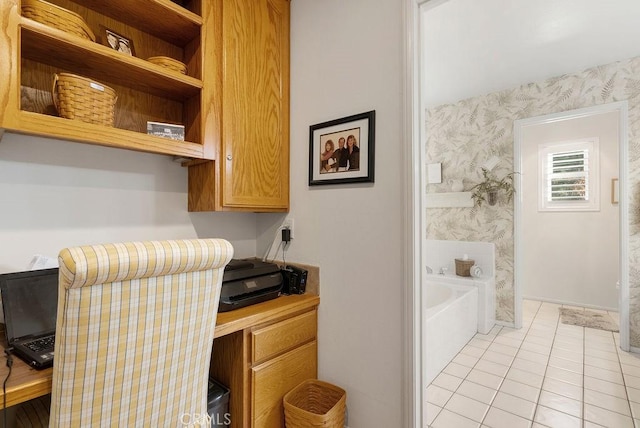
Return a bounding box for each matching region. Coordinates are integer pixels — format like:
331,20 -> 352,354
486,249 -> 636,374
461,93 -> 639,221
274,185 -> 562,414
24,336 -> 55,352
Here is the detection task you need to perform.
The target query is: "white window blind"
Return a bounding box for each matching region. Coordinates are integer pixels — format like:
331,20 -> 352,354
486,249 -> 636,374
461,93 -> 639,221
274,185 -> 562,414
547,149 -> 588,202
538,139 -> 599,212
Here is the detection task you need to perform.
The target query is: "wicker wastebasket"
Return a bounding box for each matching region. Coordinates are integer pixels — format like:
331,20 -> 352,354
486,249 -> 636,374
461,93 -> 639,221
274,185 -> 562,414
283,380 -> 346,428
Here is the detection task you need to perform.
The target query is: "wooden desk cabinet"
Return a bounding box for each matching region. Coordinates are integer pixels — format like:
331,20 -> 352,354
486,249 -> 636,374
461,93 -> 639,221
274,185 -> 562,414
251,311 -> 317,427
0,294 -> 319,428
211,299 -> 318,428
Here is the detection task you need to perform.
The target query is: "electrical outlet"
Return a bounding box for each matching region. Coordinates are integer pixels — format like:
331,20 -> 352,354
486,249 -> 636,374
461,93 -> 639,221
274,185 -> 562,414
282,218 -> 294,239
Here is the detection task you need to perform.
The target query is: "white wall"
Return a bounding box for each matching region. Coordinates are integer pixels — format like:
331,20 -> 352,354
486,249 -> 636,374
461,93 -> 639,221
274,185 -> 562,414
0,133 -> 258,273
521,111 -> 619,309
257,0 -> 405,426
422,0 -> 640,107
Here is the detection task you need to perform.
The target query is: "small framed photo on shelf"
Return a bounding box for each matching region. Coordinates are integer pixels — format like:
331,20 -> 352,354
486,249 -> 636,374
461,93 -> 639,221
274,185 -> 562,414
308,110 -> 375,186
100,26 -> 135,56
147,121 -> 185,141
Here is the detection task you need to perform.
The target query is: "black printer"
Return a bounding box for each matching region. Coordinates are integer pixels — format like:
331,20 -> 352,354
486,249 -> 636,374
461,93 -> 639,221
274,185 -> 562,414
219,259 -> 283,312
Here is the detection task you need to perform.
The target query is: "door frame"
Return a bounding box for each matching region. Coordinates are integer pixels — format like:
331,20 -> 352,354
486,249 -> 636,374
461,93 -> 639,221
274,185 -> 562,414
404,1 -> 456,426
513,101 -> 630,350
403,0 -> 424,426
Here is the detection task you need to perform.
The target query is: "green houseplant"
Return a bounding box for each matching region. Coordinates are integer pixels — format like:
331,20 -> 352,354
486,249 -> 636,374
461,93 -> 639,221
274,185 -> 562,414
470,168 -> 516,207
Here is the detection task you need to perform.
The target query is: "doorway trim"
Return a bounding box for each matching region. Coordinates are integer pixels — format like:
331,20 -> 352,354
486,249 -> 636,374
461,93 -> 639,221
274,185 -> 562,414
513,101 -> 630,350
403,0 -> 425,426
405,0 -> 452,426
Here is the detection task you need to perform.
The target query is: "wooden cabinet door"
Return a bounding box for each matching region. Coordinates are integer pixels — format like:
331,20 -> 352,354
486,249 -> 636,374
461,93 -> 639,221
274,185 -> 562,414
251,341 -> 317,428
221,0 -> 290,211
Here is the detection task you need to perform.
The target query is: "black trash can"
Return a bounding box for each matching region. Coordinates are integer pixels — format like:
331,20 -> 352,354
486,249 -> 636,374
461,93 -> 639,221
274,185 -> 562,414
207,378 -> 230,427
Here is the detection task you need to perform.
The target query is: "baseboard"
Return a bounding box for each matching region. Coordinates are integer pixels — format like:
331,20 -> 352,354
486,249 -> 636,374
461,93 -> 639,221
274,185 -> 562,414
495,320 -> 516,329
521,295 -> 617,313
629,346 -> 640,354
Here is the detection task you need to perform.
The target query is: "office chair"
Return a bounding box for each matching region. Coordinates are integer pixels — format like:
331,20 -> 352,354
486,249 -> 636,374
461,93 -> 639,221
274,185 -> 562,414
49,239 -> 233,427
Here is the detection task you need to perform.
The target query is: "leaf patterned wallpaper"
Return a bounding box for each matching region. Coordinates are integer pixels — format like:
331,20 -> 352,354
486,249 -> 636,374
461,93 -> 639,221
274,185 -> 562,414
425,56 -> 640,345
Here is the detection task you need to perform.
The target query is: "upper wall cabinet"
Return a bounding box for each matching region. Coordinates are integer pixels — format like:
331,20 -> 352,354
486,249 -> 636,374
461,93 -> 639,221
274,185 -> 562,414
0,0 -> 215,159
187,0 -> 290,212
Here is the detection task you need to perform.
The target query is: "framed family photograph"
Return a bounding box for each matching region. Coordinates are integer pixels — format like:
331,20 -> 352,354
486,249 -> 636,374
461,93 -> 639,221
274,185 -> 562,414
100,26 -> 135,56
308,110 -> 375,186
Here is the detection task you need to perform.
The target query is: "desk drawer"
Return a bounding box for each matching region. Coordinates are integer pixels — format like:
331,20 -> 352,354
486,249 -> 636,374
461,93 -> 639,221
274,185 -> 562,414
252,340 -> 317,428
251,309 -> 316,363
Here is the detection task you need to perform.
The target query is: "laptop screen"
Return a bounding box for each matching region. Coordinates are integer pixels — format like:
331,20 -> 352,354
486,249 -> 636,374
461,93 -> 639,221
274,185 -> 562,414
0,268 -> 58,343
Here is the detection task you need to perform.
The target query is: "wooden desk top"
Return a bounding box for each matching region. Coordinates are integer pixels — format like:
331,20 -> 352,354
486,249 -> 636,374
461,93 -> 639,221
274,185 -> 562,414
0,294 -> 320,409
214,294 -> 319,338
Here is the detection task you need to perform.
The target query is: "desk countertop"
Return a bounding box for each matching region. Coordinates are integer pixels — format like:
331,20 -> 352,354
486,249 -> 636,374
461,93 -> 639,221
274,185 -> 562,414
0,293 -> 320,409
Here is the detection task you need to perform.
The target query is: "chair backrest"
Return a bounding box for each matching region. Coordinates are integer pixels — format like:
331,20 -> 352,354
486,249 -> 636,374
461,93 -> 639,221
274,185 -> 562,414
49,239 -> 233,427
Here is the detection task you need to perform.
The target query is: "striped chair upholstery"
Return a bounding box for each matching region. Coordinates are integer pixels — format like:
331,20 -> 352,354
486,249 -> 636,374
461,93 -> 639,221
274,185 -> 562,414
49,239 -> 233,428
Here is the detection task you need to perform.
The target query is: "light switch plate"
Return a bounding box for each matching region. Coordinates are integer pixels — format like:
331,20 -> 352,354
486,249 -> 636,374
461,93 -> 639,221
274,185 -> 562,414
427,163 -> 442,184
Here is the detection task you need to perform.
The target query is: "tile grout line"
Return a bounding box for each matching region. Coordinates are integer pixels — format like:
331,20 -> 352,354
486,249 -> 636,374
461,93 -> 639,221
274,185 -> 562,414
581,326 -> 637,424
448,327 -> 501,425
529,302 -> 562,427
477,300 -> 542,426
582,318 -> 586,426
429,327 -> 500,425
431,319 -> 512,425
612,327 -> 636,426
555,307 -> 635,425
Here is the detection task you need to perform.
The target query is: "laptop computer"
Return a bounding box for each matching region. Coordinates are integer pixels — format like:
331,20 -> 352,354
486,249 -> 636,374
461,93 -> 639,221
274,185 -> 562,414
0,268 -> 58,370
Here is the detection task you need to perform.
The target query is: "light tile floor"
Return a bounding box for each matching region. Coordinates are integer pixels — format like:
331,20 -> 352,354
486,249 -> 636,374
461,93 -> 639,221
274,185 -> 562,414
427,299 -> 640,428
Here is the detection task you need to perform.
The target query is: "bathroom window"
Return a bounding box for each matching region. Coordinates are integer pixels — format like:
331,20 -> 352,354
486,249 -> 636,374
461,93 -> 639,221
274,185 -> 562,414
538,138 -> 600,212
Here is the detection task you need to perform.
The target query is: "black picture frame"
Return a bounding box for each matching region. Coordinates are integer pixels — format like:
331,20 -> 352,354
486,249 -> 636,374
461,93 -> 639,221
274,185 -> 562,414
308,110 -> 375,186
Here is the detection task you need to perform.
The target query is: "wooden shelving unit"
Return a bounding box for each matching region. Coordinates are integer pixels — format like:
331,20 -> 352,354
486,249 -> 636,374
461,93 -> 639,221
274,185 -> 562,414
21,23 -> 203,101
0,0 -> 213,158
0,0 -> 291,212
73,0 -> 202,45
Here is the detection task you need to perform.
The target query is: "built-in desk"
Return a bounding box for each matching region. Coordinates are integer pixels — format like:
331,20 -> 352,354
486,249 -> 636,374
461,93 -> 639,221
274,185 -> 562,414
0,294 -> 320,427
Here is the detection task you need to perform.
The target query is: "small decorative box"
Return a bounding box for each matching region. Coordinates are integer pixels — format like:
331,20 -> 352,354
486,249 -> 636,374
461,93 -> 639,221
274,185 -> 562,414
147,121 -> 185,141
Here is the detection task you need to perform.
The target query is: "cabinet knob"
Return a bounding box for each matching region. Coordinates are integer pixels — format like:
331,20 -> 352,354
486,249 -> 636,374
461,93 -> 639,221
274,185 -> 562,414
226,155 -> 233,161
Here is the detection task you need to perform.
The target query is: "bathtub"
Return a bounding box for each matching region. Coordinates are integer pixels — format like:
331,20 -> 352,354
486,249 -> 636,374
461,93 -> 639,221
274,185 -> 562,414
426,279 -> 478,385
426,273 -> 496,334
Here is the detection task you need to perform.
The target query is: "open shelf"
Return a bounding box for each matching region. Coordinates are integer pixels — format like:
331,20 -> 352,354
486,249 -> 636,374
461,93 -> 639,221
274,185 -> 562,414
13,0 -> 209,158
17,111 -> 204,158
21,21 -> 202,101
426,192 -> 474,208
67,0 -> 202,46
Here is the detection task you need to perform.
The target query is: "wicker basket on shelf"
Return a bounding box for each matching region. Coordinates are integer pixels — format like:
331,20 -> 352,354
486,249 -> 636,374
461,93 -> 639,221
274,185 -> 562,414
283,379 -> 346,428
455,258 -> 475,277
147,56 -> 187,75
21,0 -> 96,42
52,73 -> 117,126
